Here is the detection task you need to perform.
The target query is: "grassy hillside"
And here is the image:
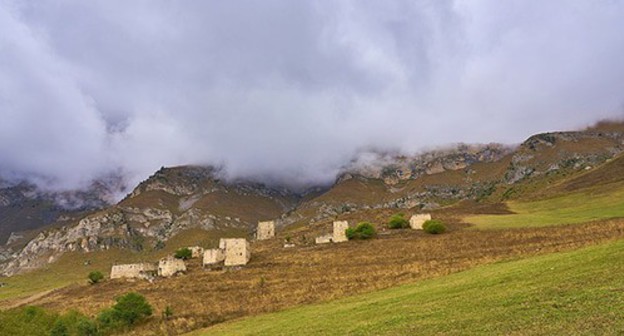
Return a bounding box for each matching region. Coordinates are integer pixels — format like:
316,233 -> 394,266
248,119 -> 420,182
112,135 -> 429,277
194,238 -> 624,336
466,185 -> 624,229
466,156 -> 624,229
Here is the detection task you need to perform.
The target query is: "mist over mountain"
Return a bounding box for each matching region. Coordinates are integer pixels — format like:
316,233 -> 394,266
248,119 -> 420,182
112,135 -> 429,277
1,1 -> 623,194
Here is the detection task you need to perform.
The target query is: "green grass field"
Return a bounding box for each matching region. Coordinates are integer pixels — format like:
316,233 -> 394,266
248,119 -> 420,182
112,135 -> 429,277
465,185 -> 624,229
192,238 -> 624,335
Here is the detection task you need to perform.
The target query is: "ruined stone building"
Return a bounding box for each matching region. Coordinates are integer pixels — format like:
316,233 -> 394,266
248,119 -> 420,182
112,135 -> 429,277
158,256 -> 186,277
410,214 -> 432,230
188,246 -> 204,258
332,221 -> 349,243
316,221 -> 349,244
110,263 -> 157,280
202,248 -> 225,266
315,234 -> 333,244
219,238 -> 251,266
256,220 -> 275,240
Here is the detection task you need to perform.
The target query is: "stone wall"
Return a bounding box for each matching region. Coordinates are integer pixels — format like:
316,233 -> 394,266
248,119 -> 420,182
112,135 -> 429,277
220,238 -> 251,266
332,221 -> 349,243
188,246 -> 204,258
410,214 -> 432,230
202,248 -> 225,266
315,234 -> 332,244
110,263 -> 157,279
158,256 -> 186,277
256,221 -> 275,240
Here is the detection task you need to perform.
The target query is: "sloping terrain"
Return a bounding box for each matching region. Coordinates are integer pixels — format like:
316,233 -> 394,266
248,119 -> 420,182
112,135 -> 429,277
0,166 -> 303,276
466,154 -> 624,229
6,218 -> 623,335
195,238 -> 624,336
2,123 -> 624,335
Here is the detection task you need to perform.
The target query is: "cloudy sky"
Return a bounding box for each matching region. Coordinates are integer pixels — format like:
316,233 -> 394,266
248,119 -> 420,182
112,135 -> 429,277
1,0 -> 623,191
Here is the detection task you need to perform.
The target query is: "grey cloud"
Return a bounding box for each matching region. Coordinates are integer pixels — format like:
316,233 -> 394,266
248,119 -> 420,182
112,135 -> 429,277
1,0 -> 623,194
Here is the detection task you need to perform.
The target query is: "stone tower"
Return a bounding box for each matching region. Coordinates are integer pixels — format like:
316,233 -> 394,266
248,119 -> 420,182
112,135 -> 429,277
332,221 -> 349,243
409,214 -> 432,230
256,221 -> 275,240
219,238 -> 251,266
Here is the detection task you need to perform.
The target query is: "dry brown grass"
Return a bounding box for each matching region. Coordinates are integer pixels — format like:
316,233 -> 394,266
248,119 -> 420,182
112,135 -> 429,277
22,215 -> 624,335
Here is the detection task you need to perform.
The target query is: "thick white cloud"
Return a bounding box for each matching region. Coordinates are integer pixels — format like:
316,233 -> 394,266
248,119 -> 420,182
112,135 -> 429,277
0,0 -> 623,192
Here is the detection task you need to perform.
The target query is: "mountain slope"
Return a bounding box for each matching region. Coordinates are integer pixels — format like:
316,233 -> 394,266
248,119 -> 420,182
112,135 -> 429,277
3,123 -> 624,277
195,238 -> 624,336
0,166 -> 303,276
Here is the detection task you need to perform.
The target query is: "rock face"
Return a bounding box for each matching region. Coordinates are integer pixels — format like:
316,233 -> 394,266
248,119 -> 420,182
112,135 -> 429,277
0,174 -> 125,245
342,144 -> 513,185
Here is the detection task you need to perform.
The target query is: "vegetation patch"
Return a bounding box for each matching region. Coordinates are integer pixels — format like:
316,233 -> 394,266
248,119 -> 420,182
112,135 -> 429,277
0,292 -> 152,336
174,247 -> 193,260
387,213 -> 409,229
87,271 -> 104,285
466,185 -> 624,229
345,222 -> 376,240
422,219 -> 446,234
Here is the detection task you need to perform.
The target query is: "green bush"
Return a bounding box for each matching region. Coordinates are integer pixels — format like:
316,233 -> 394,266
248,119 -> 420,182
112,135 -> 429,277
111,292 -> 153,326
174,247 -> 192,260
423,219 -> 446,234
88,271 -> 104,285
346,222 -> 377,240
388,213 -> 409,229
97,292 -> 152,332
97,308 -> 124,333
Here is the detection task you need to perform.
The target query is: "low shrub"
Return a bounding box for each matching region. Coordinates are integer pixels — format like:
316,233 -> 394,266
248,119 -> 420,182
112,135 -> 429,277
388,213 -> 410,229
423,219 -> 446,234
88,271 -> 104,285
174,247 -> 192,260
0,293 -> 153,335
346,222 -> 377,240
97,292 -> 153,333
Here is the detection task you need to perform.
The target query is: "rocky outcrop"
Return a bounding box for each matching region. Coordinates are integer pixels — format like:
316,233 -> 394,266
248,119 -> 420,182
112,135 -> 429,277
342,144 -> 513,186
503,130 -> 624,184
0,209 -> 135,276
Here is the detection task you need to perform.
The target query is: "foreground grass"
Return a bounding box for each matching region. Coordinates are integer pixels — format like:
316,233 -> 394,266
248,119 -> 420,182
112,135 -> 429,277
194,238 -> 624,336
466,185 -> 624,229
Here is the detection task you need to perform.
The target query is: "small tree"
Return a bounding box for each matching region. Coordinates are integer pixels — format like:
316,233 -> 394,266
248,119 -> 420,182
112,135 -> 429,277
346,222 -> 377,240
162,306 -> 173,320
174,247 -> 192,260
88,271 -> 104,285
110,292 -> 153,326
388,213 -> 409,229
423,219 -> 446,234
